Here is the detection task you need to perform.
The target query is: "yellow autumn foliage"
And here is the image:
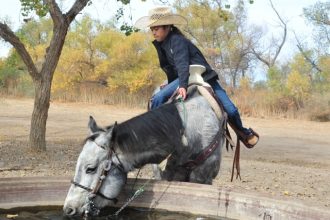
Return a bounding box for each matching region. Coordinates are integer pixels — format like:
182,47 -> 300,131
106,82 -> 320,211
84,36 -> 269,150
239,76 -> 252,91
51,25 -> 162,97
52,47 -> 88,92
26,44 -> 47,70
318,56 -> 330,91
286,70 -> 311,103
290,53 -> 313,76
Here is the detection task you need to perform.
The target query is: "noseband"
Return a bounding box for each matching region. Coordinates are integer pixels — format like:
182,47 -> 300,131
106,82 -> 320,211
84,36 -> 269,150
71,179 -> 118,203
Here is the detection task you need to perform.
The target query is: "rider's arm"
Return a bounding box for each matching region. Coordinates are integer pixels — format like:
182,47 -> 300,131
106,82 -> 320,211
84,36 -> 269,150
170,35 -> 190,91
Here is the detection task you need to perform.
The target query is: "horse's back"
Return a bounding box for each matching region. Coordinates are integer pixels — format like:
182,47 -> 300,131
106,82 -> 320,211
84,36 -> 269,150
177,87 -> 223,148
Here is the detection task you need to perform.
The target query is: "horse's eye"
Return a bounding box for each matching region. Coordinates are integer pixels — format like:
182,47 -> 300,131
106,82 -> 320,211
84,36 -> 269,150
86,166 -> 97,174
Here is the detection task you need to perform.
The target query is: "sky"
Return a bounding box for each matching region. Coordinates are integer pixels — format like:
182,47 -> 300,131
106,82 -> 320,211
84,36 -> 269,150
0,0 -> 326,80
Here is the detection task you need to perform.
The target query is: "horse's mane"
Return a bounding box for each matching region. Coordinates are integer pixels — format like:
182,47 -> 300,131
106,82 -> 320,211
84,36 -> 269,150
113,103 -> 184,153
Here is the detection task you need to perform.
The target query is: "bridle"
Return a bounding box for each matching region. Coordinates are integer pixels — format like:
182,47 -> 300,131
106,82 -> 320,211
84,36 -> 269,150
70,154 -> 119,203
70,135 -> 125,216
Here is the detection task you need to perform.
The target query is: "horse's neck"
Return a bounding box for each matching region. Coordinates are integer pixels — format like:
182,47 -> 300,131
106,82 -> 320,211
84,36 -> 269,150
113,104 -> 184,171
115,140 -> 176,171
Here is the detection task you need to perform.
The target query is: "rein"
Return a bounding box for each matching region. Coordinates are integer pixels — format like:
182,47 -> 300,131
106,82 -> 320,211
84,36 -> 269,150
177,96 -> 187,129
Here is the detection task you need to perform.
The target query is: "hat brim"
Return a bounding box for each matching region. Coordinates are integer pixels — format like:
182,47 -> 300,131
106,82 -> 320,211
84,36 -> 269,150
134,14 -> 187,29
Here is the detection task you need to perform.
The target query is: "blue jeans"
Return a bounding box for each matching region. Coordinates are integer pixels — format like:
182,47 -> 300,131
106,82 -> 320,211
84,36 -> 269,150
150,79 -> 179,110
151,78 -> 249,135
208,79 -> 249,135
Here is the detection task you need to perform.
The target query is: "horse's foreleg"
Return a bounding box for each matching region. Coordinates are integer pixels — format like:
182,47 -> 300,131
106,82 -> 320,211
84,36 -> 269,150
151,164 -> 162,180
188,153 -> 221,184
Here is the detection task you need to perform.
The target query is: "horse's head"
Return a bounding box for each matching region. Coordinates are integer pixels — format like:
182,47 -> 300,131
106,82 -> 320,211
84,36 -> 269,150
63,116 -> 127,217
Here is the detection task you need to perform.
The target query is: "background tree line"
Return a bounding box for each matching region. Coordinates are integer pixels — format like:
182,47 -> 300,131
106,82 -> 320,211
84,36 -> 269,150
0,15 -> 164,106
0,0 -> 329,151
2,1 -> 328,115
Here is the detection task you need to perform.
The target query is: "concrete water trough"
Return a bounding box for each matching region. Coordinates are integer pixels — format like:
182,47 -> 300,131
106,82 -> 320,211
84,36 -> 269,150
0,176 -> 329,219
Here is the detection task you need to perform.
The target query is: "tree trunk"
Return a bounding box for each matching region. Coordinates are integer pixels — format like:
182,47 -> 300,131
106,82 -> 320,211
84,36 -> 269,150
1,0 -> 93,151
29,78 -> 51,151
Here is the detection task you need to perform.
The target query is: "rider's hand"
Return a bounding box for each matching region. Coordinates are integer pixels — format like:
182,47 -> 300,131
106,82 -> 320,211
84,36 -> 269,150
160,82 -> 168,89
177,87 -> 187,100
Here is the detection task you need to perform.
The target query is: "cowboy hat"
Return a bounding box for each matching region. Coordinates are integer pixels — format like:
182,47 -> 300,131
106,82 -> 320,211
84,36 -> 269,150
134,7 -> 187,29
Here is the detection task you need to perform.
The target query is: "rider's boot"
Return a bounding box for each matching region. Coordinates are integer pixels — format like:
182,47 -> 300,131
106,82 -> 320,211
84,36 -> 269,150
228,111 -> 259,148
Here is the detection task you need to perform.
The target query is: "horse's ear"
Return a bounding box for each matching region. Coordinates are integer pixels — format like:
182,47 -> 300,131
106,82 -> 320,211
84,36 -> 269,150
88,116 -> 101,134
111,121 -> 118,142
104,121 -> 117,145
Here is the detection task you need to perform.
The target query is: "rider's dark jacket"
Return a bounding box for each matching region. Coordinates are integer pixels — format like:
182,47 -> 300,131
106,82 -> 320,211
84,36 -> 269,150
152,31 -> 218,89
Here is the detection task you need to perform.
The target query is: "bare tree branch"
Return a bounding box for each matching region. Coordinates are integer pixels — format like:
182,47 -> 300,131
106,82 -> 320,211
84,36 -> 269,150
269,0 -> 287,66
66,0 -> 91,23
41,0 -> 91,80
252,48 -> 270,67
0,22 -> 39,80
45,0 -> 65,26
251,0 -> 287,68
293,32 -> 323,73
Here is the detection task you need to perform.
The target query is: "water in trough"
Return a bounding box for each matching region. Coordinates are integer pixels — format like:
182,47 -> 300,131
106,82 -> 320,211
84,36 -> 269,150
0,206 -> 233,220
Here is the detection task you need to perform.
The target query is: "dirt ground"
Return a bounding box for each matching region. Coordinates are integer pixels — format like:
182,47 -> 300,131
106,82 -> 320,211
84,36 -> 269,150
0,98 -> 329,211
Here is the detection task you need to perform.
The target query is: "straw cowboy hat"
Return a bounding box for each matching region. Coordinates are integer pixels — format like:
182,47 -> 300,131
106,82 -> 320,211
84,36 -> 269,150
134,7 -> 187,29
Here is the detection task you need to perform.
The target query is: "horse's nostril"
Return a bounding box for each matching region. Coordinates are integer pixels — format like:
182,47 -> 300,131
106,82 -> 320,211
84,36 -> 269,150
64,207 -> 76,216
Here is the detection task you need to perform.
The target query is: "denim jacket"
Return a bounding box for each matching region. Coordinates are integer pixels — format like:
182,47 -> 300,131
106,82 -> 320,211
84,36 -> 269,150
152,32 -> 218,89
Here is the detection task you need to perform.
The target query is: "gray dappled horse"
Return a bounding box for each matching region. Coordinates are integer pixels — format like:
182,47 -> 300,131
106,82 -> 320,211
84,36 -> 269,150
63,86 -> 225,217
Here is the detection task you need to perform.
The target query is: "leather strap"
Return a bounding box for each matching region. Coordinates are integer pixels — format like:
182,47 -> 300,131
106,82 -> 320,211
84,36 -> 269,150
182,129 -> 223,170
201,86 -> 242,182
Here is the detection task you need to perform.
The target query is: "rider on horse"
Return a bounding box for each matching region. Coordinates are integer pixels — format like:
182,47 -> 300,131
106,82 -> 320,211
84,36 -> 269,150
135,7 -> 259,148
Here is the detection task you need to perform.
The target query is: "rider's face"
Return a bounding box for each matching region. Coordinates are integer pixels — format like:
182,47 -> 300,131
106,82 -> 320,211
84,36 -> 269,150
150,25 -> 170,42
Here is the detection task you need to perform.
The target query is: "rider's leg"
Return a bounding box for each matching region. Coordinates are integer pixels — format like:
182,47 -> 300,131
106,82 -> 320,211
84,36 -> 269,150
151,79 -> 179,110
208,78 -> 251,135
